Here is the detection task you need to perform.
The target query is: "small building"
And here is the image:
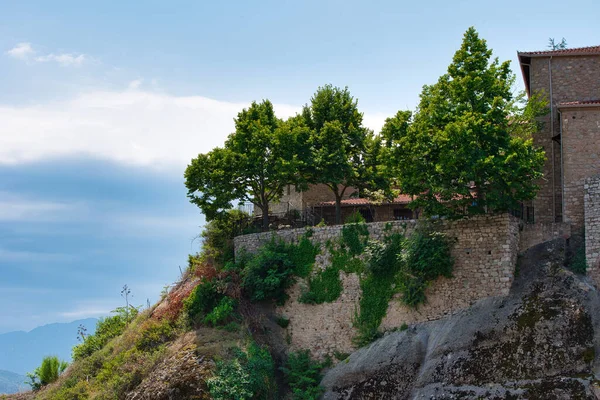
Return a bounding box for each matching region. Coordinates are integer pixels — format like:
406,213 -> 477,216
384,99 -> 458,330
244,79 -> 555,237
312,195 -> 417,225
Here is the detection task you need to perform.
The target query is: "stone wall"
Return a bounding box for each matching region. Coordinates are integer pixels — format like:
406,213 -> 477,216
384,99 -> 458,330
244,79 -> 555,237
234,214 -> 520,358
585,176 -> 600,285
519,222 -> 571,252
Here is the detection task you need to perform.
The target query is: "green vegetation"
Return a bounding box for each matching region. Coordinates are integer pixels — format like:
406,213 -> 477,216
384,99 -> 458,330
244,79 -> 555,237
570,244 -> 588,275
27,356 -> 68,390
354,227 -> 455,346
72,306 -> 139,361
299,222 -> 368,304
280,350 -> 324,400
207,342 -> 276,400
185,100 -> 310,230
380,27 -> 546,218
183,278 -> 233,326
198,209 -> 254,268
241,234 -> 320,304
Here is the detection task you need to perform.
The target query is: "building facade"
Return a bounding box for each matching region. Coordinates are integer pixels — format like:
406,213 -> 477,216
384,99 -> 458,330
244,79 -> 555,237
518,45 -> 600,229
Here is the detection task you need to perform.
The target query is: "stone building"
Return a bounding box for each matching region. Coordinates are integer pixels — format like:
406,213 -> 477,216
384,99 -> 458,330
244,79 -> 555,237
517,45 -> 600,229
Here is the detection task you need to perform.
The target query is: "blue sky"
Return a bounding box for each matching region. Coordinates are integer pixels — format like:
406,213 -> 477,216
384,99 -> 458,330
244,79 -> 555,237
0,0 -> 598,332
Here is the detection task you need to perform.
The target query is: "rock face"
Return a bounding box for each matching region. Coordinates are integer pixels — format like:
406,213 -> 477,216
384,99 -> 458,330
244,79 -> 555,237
322,240 -> 600,399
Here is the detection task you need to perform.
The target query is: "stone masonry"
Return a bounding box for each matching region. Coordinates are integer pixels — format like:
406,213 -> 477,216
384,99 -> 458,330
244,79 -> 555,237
234,214 -> 520,359
585,176 -> 600,285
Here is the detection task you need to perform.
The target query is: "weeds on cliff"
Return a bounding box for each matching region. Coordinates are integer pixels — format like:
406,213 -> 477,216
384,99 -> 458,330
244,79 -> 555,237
208,342 -> 276,400
341,220 -> 370,256
280,350 -> 324,400
72,306 -> 139,361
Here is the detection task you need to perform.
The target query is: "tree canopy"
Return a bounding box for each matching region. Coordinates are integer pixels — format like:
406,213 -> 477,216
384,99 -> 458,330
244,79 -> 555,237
185,100 -> 302,229
302,85 -> 376,223
381,27 -> 546,218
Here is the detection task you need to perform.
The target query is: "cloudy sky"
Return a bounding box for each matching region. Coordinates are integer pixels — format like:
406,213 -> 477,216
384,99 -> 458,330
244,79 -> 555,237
0,0 -> 597,333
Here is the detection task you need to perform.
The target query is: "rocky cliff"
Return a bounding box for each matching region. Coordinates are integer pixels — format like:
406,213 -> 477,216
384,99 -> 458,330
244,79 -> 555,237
322,239 -> 600,399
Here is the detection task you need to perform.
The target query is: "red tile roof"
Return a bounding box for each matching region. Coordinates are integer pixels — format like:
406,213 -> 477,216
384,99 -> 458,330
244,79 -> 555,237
518,45 -> 600,57
558,99 -> 600,107
314,194 -> 413,207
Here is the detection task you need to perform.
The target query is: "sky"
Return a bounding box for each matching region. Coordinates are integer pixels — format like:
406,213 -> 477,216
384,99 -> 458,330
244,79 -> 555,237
0,0 -> 598,333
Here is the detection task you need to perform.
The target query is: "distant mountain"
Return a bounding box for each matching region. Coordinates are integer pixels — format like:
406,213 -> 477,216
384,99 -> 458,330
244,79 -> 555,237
0,318 -> 97,375
0,369 -> 27,394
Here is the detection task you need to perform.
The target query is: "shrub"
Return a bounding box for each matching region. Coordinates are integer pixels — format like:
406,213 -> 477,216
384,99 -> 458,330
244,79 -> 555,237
341,222 -> 369,256
27,356 -> 68,390
242,239 -> 297,304
280,350 -> 324,400
208,343 -> 275,400
298,266 -> 342,304
204,297 -> 237,326
183,279 -> 237,326
344,211 -> 366,224
72,306 -> 139,361
135,320 -> 176,352
365,233 -> 404,275
200,209 -> 252,268
399,229 -> 454,307
288,232 -> 320,278
276,316 -> 290,328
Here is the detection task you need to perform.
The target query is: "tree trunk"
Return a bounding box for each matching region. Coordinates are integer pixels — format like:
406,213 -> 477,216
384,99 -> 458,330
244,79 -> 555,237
335,194 -> 342,225
262,204 -> 270,231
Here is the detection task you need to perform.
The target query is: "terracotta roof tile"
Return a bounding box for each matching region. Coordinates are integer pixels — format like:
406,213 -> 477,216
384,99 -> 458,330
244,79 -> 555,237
518,45 -> 600,57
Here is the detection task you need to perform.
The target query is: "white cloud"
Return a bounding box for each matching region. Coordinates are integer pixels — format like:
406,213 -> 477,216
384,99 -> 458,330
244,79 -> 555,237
0,89 -> 385,169
35,53 -> 86,67
128,79 -> 143,90
5,42 -> 86,66
6,42 -> 34,60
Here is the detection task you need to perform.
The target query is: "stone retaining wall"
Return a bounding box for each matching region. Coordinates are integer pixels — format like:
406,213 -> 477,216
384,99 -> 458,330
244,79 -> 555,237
234,214 -> 520,358
519,222 -> 571,253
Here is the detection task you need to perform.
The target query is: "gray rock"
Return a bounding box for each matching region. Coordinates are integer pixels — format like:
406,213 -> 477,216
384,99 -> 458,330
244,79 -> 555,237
322,239 -> 600,399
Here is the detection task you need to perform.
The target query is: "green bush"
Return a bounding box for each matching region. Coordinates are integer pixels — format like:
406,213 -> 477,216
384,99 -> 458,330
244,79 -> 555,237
183,279 -> 223,324
276,316 -> 290,328
208,343 -> 275,400
569,242 -> 588,275
341,222 -> 369,256
199,209 -> 252,268
72,306 -> 139,361
298,266 -> 343,304
344,211 -> 366,224
399,229 -> 454,307
365,233 -> 404,275
288,232 -> 320,278
280,350 -> 324,400
204,297 -> 237,326
27,356 -> 68,390
242,239 -> 297,304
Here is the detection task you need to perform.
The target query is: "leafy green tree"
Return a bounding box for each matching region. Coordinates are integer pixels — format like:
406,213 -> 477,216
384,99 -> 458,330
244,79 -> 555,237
185,100 -> 302,230
27,356 -> 68,390
199,209 -> 252,267
280,350 -> 324,400
382,28 -> 546,218
303,85 -> 375,224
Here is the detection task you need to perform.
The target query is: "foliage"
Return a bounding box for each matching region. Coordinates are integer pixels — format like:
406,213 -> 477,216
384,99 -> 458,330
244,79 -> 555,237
399,229 -> 455,307
548,37 -> 567,50
135,319 -> 176,352
185,100 -> 308,229
354,233 -> 405,346
299,227 -> 367,304
204,297 -> 237,326
276,316 -> 290,328
569,243 -> 588,275
242,239 -> 297,304
344,211 -> 366,224
341,222 -> 370,256
381,27 -> 546,218
242,235 -> 319,304
208,343 -> 275,400
303,85 -> 379,224
280,350 -> 324,400
72,306 -> 139,361
27,356 -> 68,390
183,278 -> 236,326
198,209 -> 252,268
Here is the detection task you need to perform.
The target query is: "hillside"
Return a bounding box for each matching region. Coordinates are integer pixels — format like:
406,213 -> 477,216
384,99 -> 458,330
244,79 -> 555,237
0,319 -> 97,376
7,228 -> 600,399
0,370 -> 26,395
